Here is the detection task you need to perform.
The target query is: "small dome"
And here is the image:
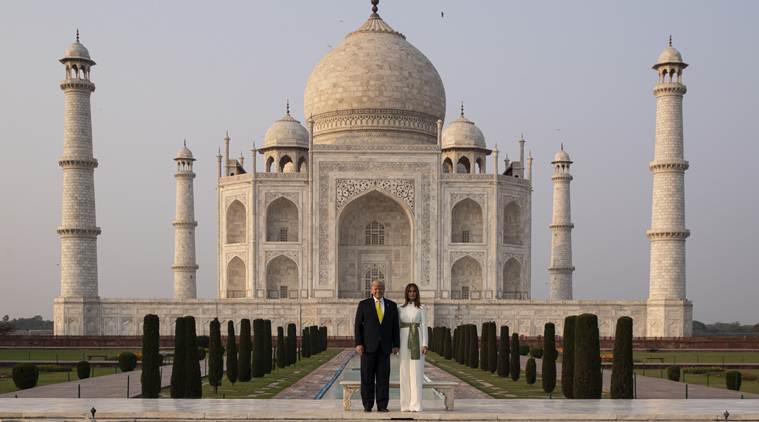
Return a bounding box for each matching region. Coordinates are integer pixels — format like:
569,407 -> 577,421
552,147 -> 571,163
263,113 -> 309,149
442,115 -> 486,149
175,144 -> 194,160
656,46 -> 684,65
62,41 -> 94,63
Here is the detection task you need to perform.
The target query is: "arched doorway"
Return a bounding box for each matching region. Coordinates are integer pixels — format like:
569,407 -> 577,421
502,258 -> 521,299
451,256 -> 482,299
266,255 -> 298,299
337,190 -> 412,299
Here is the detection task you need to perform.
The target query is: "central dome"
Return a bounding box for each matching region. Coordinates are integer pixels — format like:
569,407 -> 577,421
304,12 -> 446,145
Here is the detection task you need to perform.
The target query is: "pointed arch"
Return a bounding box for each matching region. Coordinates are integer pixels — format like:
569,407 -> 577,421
451,198 -> 483,243
442,157 -> 453,173
297,157 -> 307,173
266,197 -> 299,242
266,255 -> 298,299
226,200 -> 246,244
451,256 -> 482,299
502,258 -> 522,299
475,157 -> 484,174
456,156 -> 470,173
226,256 -> 246,298
265,156 -> 275,173
503,201 -> 522,244
280,155 -> 295,173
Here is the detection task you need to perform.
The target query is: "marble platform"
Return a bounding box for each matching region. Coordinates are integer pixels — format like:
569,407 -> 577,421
0,398 -> 757,421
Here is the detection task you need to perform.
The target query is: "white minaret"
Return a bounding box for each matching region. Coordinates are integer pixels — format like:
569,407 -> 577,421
548,144 -> 574,300
172,141 -> 198,299
646,38 -> 691,336
58,32 -> 100,300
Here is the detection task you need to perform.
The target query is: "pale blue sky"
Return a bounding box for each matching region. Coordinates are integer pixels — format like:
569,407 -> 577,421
0,1 -> 757,323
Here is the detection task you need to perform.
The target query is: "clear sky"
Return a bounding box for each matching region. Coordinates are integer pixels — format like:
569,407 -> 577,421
0,1 -> 757,323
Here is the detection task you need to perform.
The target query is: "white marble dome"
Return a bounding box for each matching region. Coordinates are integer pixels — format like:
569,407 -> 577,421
442,115 -> 486,149
175,144 -> 194,160
303,13 -> 446,143
62,41 -> 93,62
263,113 -> 309,149
552,148 -> 571,163
656,46 -> 684,65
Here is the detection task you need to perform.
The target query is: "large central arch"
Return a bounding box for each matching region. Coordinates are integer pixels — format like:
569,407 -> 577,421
337,190 -> 413,299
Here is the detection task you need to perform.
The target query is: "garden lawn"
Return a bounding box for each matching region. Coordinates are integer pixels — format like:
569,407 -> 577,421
197,348 -> 340,398
0,348 -> 141,361
632,351 -> 759,364
634,367 -> 759,395
0,366 -> 116,394
426,353 -> 563,399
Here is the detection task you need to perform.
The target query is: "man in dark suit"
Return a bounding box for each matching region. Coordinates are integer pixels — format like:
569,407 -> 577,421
354,280 -> 400,412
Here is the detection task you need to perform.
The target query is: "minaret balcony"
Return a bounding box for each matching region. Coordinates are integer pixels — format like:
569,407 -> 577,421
59,79 -> 95,91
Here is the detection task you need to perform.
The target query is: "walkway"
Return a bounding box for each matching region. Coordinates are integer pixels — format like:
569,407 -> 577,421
0,398 -> 756,420
275,349 -> 354,398
0,361 -> 207,398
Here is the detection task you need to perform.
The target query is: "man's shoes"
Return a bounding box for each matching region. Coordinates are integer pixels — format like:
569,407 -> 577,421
377,408 -> 389,412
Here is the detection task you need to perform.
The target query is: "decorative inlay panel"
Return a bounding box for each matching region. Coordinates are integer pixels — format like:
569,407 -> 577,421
336,178 -> 415,212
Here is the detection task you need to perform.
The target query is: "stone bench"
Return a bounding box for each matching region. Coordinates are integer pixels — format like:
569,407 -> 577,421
339,380 -> 457,411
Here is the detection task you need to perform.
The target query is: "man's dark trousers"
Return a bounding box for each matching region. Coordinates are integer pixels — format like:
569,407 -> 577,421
360,344 -> 390,410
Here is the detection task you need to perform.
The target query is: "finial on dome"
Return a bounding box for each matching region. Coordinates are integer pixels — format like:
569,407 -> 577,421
224,130 -> 230,140
76,29 -> 80,43
371,0 -> 379,15
286,98 -> 290,115
561,142 -> 564,150
460,101 -> 464,117
668,35 -> 672,47
183,139 -> 187,147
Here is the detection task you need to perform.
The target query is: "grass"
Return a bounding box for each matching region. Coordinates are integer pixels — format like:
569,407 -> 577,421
193,348 -> 340,398
0,366 -> 117,394
426,353 -> 562,399
0,348 -> 141,361
632,351 -> 759,364
634,367 -> 759,395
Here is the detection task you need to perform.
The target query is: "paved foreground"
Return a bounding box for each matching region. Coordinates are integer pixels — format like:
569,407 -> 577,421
0,398 -> 756,421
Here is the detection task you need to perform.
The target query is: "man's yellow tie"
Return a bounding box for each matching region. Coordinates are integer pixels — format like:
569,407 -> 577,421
375,300 -> 384,324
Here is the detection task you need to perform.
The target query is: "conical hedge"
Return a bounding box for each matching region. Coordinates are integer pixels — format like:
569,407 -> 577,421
265,320 -> 273,373
526,357 -> 537,385
277,326 -> 286,369
184,316 -> 202,398
238,319 -> 252,382
510,333 -> 520,381
469,324 -> 479,369
480,322 -> 488,371
497,325 -> 510,378
573,313 -> 601,399
141,314 -> 161,398
170,317 -> 186,398
208,318 -> 223,392
542,322 -> 557,395
610,316 -> 633,398
561,315 -> 576,399
487,322 -> 497,373
286,323 -> 297,366
252,319 -> 265,377
226,321 -> 238,383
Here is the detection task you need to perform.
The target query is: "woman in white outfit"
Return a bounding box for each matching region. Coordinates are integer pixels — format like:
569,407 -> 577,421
398,283 -> 428,412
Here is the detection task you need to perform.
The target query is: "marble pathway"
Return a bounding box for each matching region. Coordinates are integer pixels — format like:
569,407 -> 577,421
0,398 -> 757,420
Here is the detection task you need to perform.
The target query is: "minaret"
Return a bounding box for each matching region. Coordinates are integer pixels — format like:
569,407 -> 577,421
548,144 -> 574,300
646,38 -> 691,336
58,32 -> 101,300
172,142 -> 199,299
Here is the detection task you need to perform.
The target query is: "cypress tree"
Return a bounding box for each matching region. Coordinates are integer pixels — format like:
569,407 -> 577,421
277,326 -> 286,368
226,321 -> 238,383
480,322 -> 488,371
510,333 -> 520,381
452,327 -> 459,361
561,315 -> 577,399
573,313 -> 601,399
238,319 -> 252,382
141,314 -> 161,398
287,323 -> 297,366
302,327 -> 311,358
469,325 -> 479,369
208,318 -> 223,392
184,316 -> 202,398
610,316 -> 634,399
311,325 -> 319,355
265,321 -> 273,372
443,327 -> 453,359
487,322 -> 497,373
252,319 -> 265,377
526,358 -> 537,385
497,325 -> 510,378
170,317 -> 186,398
542,322 -> 557,395
320,326 -> 328,352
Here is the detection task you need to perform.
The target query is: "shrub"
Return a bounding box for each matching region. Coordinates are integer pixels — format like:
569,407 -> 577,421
487,322 -> 497,373
252,319 -> 265,377
683,367 -> 723,375
184,316 -> 202,398
519,344 -> 530,356
226,320 -> 238,383
286,323 -> 297,366
561,315 -> 577,399
238,319 -> 252,382
302,327 -> 311,358
726,371 -> 742,391
469,324 -> 479,369
141,314 -> 161,398
525,358 -> 537,385
610,316 -> 634,399
170,317 -> 187,398
196,335 -> 210,349
542,323 -> 557,395
12,363 -> 39,390
277,326 -> 286,368
265,321 -> 274,373
573,313 -> 602,399
530,347 -> 543,359
208,318 -> 223,392
118,352 -> 138,372
310,325 -> 319,357
510,333 -> 520,381
480,322 -> 489,371
320,326 -> 328,352
666,366 -> 680,382
197,348 -> 206,361
497,325 -> 510,378
76,360 -> 90,380
444,327 -> 453,360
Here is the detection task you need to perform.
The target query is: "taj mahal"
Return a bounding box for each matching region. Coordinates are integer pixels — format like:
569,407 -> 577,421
53,2 -> 692,337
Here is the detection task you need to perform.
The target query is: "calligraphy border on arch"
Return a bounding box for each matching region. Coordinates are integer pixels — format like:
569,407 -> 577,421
335,178 -> 415,213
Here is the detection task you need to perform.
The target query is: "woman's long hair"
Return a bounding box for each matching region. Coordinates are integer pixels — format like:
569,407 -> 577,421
403,283 -> 421,308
